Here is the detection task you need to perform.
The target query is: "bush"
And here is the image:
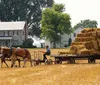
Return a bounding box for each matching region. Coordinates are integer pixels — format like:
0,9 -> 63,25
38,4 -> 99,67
22,38 -> 33,48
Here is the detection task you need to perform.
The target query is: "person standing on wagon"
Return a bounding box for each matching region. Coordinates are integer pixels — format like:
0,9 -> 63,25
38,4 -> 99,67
42,45 -> 51,61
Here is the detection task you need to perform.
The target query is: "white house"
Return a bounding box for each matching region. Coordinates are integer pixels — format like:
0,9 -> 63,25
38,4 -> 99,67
71,27 -> 83,41
45,27 -> 83,48
0,21 -> 28,47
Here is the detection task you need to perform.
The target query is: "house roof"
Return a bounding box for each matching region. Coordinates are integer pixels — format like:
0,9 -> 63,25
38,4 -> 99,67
0,21 -> 26,30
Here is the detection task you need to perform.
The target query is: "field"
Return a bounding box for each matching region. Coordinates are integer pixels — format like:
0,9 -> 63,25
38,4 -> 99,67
0,48 -> 100,85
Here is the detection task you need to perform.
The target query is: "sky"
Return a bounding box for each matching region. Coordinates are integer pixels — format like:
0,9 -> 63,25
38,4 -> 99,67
54,0 -> 100,27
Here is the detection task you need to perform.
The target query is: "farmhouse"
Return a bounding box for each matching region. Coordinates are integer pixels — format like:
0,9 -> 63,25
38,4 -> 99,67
0,21 -> 28,47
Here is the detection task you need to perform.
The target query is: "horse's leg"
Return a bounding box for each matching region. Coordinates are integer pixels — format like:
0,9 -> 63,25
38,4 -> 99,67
29,59 -> 32,67
23,58 -> 27,67
17,59 -> 21,67
1,59 -> 3,68
11,59 -> 16,68
3,59 -> 9,68
1,59 -> 9,68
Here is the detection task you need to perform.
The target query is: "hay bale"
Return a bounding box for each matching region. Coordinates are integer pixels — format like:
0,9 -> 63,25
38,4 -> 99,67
75,37 -> 93,42
71,42 -> 85,46
91,31 -> 97,37
81,28 -> 94,33
77,32 -> 97,37
90,49 -> 100,55
97,31 -> 100,36
97,39 -> 100,47
79,48 -> 91,55
96,28 -> 100,31
58,51 -> 70,55
70,45 -> 85,54
77,33 -> 87,37
86,32 -> 93,37
85,41 -> 94,50
92,40 -> 99,50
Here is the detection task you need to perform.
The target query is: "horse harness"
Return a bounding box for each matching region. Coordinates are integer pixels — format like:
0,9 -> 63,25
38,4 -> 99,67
9,47 -> 28,58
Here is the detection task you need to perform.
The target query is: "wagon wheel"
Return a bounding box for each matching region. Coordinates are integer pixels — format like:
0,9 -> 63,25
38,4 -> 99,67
88,57 -> 95,63
44,59 -> 50,65
48,59 -> 53,65
55,58 -> 62,64
69,57 -> 75,64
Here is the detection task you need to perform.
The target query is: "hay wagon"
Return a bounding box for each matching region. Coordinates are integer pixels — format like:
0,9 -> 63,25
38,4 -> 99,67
50,53 -> 100,64
51,28 -> 100,64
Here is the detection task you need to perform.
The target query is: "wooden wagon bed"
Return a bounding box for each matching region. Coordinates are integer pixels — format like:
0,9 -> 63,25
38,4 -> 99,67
50,54 -> 100,64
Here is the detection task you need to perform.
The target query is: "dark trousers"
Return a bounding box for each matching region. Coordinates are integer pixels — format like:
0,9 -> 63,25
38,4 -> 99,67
43,52 -> 50,60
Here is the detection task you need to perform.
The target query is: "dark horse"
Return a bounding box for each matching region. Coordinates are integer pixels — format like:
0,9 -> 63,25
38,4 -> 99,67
1,47 -> 33,68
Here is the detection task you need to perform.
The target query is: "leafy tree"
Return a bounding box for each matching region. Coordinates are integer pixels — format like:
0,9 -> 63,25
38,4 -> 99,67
0,0 -> 53,37
41,3 -> 72,48
74,19 -> 98,29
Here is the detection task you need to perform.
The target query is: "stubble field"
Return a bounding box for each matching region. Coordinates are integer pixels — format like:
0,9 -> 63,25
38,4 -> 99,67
0,48 -> 100,85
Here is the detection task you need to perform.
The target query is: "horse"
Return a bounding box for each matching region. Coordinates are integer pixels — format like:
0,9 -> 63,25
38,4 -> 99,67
1,47 -> 33,68
0,46 -> 21,68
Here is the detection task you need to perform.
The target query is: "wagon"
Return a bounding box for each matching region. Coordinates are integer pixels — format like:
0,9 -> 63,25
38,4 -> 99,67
50,53 -> 100,64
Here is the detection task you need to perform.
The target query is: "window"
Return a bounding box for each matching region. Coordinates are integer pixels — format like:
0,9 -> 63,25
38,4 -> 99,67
14,31 -> 17,35
5,31 -> 8,36
17,30 -> 24,36
18,31 -> 21,35
9,31 -> 13,36
0,31 -> 4,36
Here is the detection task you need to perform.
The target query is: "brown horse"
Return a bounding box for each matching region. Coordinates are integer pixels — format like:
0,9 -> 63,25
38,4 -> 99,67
0,53 -> 21,68
1,47 -> 33,68
0,47 -> 21,68
0,46 -> 10,68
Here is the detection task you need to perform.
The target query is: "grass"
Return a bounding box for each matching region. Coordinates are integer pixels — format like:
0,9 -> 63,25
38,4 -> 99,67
0,48 -> 100,85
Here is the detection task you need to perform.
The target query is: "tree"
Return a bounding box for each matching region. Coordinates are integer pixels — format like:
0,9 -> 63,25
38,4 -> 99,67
41,3 -> 72,48
0,0 -> 53,37
22,38 -> 34,48
74,19 -> 98,29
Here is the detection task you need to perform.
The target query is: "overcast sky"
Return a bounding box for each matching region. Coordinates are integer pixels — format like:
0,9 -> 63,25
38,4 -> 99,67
54,0 -> 100,27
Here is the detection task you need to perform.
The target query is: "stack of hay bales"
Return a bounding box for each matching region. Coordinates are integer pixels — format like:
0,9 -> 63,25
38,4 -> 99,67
70,28 -> 100,55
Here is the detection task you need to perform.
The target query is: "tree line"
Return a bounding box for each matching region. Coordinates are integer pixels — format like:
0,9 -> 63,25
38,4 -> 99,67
0,0 -> 53,37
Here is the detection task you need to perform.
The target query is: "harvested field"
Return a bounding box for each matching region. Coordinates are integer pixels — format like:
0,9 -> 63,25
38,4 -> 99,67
0,48 -> 100,85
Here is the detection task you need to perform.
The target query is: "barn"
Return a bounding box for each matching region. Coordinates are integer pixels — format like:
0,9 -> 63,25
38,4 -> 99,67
0,21 -> 28,47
